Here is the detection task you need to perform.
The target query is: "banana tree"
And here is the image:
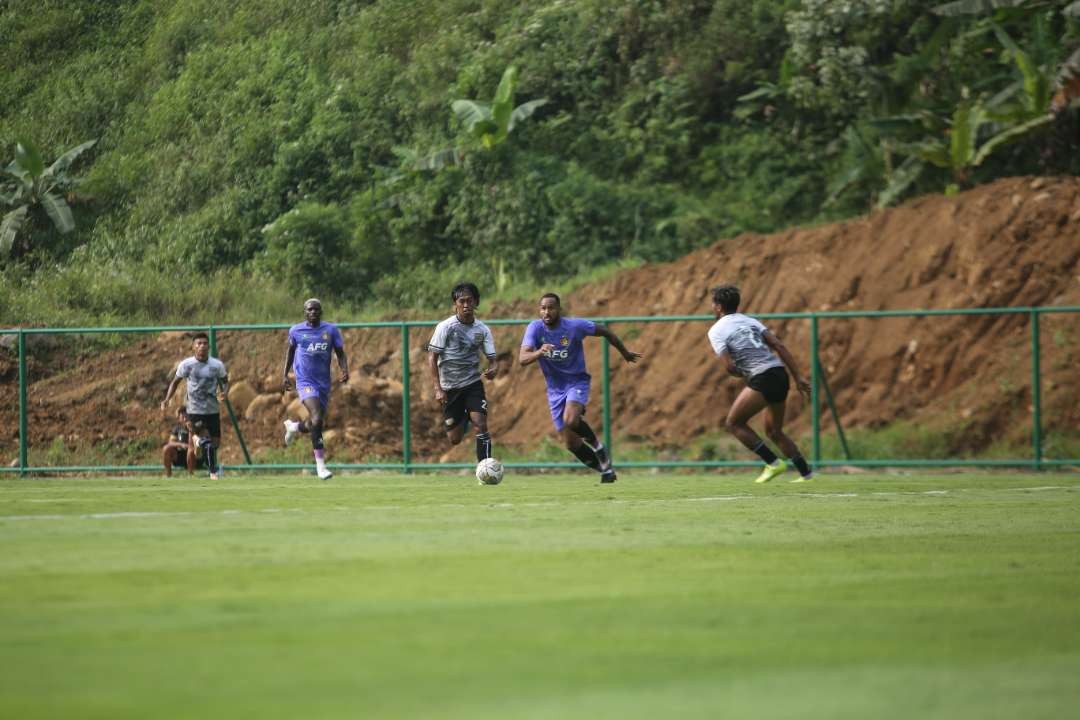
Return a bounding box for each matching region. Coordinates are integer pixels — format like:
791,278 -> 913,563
911,100 -> 1050,193
451,66 -> 547,150
1,138 -> 97,259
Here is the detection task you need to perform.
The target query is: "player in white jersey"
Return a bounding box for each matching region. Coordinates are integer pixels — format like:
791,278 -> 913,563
161,332 -> 229,480
427,282 -> 498,462
707,284 -> 814,483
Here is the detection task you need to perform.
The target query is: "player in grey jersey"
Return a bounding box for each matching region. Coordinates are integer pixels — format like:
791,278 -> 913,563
161,332 -> 229,480
707,284 -> 814,483
427,282 -> 498,462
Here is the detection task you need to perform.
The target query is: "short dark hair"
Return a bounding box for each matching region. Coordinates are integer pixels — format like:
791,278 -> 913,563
451,282 -> 480,305
711,284 -> 740,313
540,292 -> 560,306
192,331 -> 209,343
178,405 -> 187,415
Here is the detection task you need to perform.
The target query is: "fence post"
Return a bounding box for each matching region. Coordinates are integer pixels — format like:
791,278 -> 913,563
18,330 -> 27,477
1031,309 -> 1042,471
810,315 -> 820,464
402,323 -> 412,474
601,334 -> 612,457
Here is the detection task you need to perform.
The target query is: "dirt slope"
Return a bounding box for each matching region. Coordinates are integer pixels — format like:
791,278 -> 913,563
2,176 -> 1078,467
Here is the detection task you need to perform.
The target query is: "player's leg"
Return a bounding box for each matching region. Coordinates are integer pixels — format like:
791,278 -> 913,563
763,401 -> 813,482
303,395 -> 333,480
726,387 -> 785,482
162,444 -> 174,477
185,444 -> 197,475
285,383 -> 316,445
189,414 -> 220,479
560,399 -> 605,476
443,386 -> 468,445
465,382 -> 492,461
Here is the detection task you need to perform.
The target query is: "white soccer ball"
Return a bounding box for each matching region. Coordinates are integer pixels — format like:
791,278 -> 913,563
476,457 -> 504,485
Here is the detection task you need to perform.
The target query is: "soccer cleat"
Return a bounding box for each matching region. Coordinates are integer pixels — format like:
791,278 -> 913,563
600,469 -> 617,483
284,419 -> 299,446
209,472 -> 220,481
317,467 -> 333,481
753,461 -> 787,484
790,473 -> 814,483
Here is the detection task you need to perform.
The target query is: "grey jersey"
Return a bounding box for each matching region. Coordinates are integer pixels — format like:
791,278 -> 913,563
175,356 -> 228,414
707,313 -> 784,379
428,316 -> 496,390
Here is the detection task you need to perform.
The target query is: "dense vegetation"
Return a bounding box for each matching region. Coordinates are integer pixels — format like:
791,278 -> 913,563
1,0 -> 1078,325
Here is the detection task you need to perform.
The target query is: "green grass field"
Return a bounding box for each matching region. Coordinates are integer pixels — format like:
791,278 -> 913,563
1,472 -> 1078,719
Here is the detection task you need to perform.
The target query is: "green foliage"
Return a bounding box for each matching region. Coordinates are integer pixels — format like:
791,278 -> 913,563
1,137 -> 96,260
1,0 -> 1077,319
451,66 -> 548,150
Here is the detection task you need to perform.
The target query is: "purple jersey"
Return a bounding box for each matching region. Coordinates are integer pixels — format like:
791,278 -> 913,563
521,317 -> 597,388
288,321 -> 344,391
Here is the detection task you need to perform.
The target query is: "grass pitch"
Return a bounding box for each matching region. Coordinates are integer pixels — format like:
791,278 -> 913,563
1,472 -> 1078,719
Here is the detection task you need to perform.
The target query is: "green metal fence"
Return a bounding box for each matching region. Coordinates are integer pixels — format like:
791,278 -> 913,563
3,305 -> 1078,475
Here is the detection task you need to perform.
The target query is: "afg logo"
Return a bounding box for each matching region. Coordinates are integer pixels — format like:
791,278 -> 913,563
307,342 -> 330,352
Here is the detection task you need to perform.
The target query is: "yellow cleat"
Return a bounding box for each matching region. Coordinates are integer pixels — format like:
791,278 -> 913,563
753,461 -> 787,484
789,473 -> 814,483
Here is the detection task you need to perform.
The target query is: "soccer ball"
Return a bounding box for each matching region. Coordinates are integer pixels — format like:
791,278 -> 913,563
476,457 -> 504,485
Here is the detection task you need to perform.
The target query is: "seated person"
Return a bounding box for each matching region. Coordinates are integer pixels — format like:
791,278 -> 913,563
162,406 -> 201,476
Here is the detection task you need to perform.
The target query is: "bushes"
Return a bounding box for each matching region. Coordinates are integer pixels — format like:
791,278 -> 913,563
2,0 -> 1076,321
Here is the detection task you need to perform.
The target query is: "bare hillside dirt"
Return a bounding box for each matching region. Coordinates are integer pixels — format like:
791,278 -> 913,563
2,175 -> 1078,469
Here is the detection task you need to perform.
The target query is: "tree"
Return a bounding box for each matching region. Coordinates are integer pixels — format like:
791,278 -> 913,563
1,138 -> 97,260
451,66 -> 548,150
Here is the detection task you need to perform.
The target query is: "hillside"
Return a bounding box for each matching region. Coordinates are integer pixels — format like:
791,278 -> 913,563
3,176 -> 1078,469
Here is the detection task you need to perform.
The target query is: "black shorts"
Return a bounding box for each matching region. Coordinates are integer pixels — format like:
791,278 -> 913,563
748,366 -> 790,404
442,380 -> 488,431
187,413 -> 222,438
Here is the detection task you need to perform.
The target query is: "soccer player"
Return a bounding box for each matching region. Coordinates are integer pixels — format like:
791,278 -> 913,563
427,282 -> 497,462
282,298 -> 350,480
519,293 -> 642,483
161,332 -> 229,480
161,405 -> 198,477
707,284 -> 814,483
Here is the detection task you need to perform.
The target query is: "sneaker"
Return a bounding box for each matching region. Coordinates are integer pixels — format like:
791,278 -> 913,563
600,469 -> 617,483
284,419 -> 299,446
753,461 -> 787,484
790,473 -> 814,483
317,467 -> 333,481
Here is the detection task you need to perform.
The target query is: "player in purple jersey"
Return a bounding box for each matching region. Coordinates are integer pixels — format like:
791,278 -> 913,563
282,298 -> 350,480
520,293 -> 642,483
708,284 -> 814,483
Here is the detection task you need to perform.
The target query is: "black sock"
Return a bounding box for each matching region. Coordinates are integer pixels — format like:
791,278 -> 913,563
475,432 -> 492,461
789,454 -> 812,476
569,443 -> 602,471
573,419 -> 599,448
311,426 -> 324,450
751,441 -> 779,465
204,443 -> 217,473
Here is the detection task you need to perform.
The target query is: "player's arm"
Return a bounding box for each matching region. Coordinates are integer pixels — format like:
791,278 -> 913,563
481,327 -> 497,380
334,345 -> 350,384
217,370 -> 229,399
594,324 -> 643,363
483,354 -> 498,380
763,330 -> 811,400
519,344 -> 555,366
282,343 -> 296,391
718,350 -> 742,378
160,373 -> 183,412
427,349 -> 446,404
